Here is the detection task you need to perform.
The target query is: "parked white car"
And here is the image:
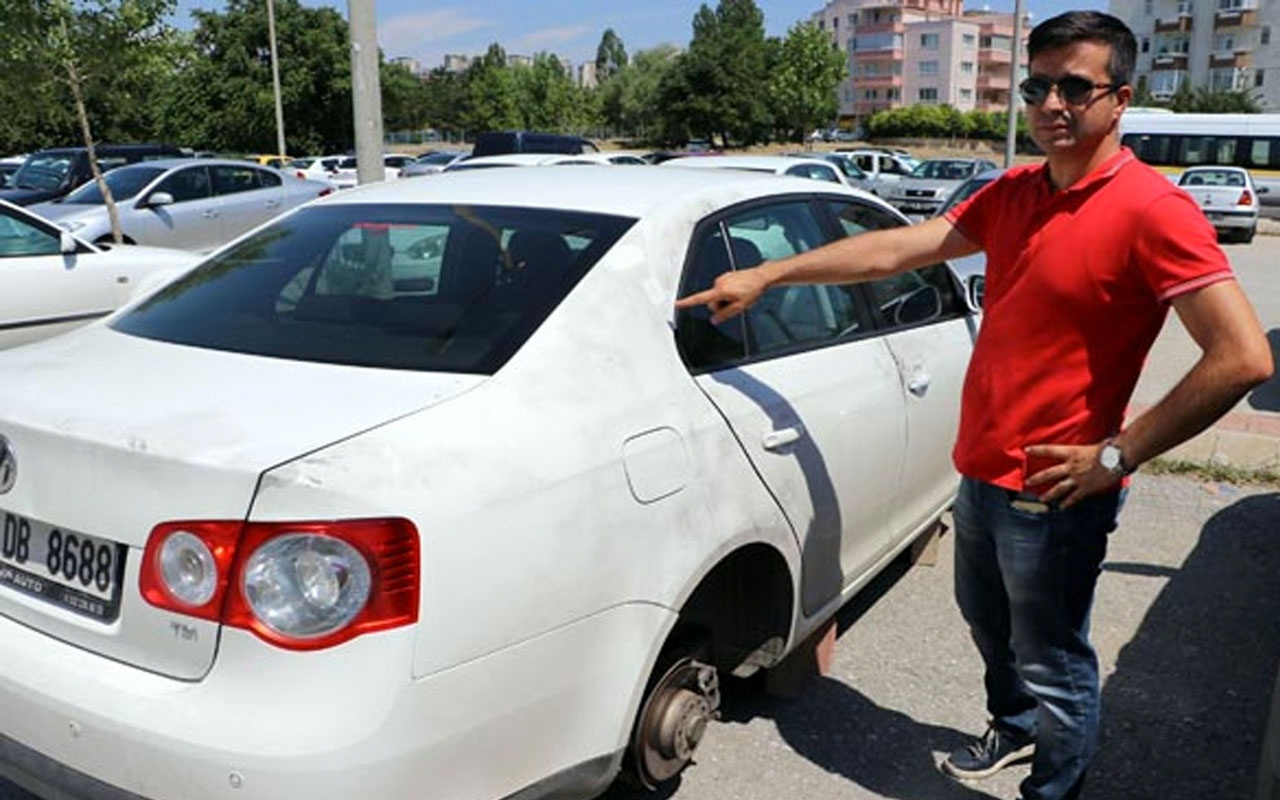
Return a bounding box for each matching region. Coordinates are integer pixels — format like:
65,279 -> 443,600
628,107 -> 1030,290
330,153 -> 416,187
660,154 -> 850,186
285,154 -> 344,181
836,148 -> 921,196
1177,165 -> 1266,244
0,198 -> 200,349
0,167 -> 976,800
32,158 -> 333,252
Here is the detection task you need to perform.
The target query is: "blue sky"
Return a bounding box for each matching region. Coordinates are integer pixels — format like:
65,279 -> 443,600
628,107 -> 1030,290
175,0 -> 1107,72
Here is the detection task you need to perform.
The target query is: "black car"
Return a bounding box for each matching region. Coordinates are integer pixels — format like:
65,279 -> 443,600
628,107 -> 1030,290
1,143 -> 189,206
470,131 -> 599,158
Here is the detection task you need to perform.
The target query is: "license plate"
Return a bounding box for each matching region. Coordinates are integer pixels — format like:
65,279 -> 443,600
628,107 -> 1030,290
1,511 -> 125,622
1205,212 -> 1224,220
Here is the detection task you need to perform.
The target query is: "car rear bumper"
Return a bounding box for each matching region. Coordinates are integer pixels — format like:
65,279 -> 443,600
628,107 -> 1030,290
1202,209 -> 1257,230
0,602 -> 671,800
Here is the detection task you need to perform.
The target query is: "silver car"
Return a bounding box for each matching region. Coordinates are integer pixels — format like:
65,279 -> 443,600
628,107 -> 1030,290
886,157 -> 999,217
399,150 -> 470,177
33,158 -> 333,252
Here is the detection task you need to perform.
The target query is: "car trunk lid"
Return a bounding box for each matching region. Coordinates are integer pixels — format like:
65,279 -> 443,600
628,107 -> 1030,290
0,327 -> 481,679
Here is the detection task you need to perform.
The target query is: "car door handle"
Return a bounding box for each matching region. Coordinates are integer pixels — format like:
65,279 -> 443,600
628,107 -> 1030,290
201,210 -> 218,218
907,369 -> 932,396
266,199 -> 281,208
762,425 -> 804,451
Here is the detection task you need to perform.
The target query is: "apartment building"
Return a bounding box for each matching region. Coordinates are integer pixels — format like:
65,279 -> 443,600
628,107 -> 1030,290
1111,0 -> 1279,109
812,0 -> 1026,124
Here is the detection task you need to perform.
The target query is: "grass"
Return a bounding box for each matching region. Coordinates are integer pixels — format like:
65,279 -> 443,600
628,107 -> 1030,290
1142,456 -> 1280,488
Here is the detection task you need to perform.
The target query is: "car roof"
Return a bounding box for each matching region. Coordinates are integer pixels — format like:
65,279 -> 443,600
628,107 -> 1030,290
317,163 -> 879,219
450,153 -> 612,168
108,157 -> 272,170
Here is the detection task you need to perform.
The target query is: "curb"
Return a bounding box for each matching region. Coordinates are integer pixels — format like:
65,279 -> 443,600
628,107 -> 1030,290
1129,403 -> 1280,472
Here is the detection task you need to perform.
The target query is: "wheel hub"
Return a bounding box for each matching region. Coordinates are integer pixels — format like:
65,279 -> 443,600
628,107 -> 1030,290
632,657 -> 720,788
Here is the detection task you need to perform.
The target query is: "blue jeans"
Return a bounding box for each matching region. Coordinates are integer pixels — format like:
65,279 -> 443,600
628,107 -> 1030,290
952,476 -> 1121,800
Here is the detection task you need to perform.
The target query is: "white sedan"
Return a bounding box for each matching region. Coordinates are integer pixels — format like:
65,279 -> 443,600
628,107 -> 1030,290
32,158 -> 334,252
0,167 -> 976,800
0,198 -> 200,349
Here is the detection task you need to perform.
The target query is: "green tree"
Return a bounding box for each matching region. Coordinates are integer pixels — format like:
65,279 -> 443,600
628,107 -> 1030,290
769,21 -> 846,142
595,28 -> 628,84
421,67 -> 471,141
514,54 -> 577,131
157,0 -> 353,155
600,44 -> 680,141
1170,85 -> 1262,112
0,0 -> 178,240
464,44 -> 521,133
381,60 -> 430,134
665,0 -> 772,147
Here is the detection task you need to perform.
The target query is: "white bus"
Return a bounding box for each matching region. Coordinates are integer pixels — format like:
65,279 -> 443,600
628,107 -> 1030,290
1119,111 -> 1280,204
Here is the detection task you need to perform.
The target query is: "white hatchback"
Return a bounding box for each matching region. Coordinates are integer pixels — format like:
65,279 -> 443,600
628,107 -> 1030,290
0,167 -> 976,800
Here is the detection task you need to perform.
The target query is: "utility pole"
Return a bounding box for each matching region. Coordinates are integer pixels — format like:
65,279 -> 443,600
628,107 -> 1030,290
348,0 -> 384,185
1004,0 -> 1025,168
267,0 -> 286,158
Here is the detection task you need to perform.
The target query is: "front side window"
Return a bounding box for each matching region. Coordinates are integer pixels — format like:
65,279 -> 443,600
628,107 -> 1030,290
0,207 -> 62,257
154,166 -> 213,203
113,204 -> 634,374
61,164 -> 167,205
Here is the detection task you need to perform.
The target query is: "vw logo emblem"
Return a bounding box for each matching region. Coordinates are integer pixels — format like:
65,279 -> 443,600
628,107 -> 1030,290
0,436 -> 15,494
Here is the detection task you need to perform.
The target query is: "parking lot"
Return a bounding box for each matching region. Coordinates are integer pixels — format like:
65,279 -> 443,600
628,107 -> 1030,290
2,219 -> 1278,800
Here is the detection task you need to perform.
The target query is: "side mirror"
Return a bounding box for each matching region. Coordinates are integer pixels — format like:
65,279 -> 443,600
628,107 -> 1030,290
1258,186 -> 1270,195
895,284 -> 942,325
146,191 -> 175,208
968,275 -> 985,310
60,230 -> 77,254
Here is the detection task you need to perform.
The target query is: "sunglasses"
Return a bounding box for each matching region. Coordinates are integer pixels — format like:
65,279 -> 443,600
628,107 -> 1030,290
1019,75 -> 1120,106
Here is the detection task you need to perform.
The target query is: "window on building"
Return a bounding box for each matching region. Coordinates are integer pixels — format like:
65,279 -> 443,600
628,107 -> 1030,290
1209,67 -> 1246,90
919,61 -> 939,76
1263,26 -> 1272,45
1175,0 -> 1193,15
959,88 -> 973,101
919,87 -> 938,102
849,12 -> 858,25
1214,33 -> 1236,52
887,88 -> 900,100
1257,69 -> 1265,87
1144,0 -> 1154,14
833,16 -> 839,28
921,33 -> 940,49
1218,0 -> 1246,9
961,60 -> 975,74
1142,37 -> 1150,53
962,33 -> 976,47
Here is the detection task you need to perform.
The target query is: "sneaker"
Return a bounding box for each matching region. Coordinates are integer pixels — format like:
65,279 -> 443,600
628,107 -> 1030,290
941,725 -> 1034,780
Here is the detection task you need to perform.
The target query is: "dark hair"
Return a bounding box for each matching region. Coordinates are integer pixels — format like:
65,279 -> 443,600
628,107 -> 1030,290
1027,11 -> 1137,87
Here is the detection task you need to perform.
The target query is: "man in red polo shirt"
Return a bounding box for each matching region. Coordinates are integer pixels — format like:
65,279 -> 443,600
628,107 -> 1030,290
675,10 -> 1272,800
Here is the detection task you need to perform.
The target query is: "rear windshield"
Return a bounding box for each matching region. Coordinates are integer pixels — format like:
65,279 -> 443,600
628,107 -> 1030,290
113,203 -> 635,373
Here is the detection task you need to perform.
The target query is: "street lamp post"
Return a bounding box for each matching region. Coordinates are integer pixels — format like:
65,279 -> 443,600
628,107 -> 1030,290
267,0 -> 286,158
1004,0 -> 1025,168
349,0 -> 384,185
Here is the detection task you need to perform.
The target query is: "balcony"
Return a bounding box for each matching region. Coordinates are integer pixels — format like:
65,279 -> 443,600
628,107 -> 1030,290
1155,16 -> 1194,33
978,47 -> 1013,64
857,75 -> 904,89
1210,49 -> 1253,67
976,73 -> 1012,91
1214,8 -> 1259,28
1152,52 -> 1190,69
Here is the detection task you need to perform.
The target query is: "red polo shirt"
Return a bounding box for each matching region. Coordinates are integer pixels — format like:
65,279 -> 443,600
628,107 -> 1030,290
944,148 -> 1234,491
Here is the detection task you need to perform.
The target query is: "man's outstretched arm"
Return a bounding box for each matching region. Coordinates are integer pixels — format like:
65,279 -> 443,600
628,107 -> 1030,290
674,215 -> 979,323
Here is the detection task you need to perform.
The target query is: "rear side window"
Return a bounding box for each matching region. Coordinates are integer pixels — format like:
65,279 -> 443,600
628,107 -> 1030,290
113,204 -> 634,374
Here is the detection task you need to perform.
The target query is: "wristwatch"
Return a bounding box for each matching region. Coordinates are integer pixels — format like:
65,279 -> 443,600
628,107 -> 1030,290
1099,439 -> 1134,477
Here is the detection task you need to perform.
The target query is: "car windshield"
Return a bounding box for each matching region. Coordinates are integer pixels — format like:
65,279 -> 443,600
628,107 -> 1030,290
113,203 -> 635,374
937,173 -> 1000,216
10,154 -> 74,191
1179,169 -> 1246,187
910,160 -> 976,180
60,164 -> 167,204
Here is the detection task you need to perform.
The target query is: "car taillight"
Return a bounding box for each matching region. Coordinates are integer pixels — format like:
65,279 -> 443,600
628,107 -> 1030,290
140,518 -> 418,650
1239,190 -> 1254,206
317,187 -> 334,197
295,170 -> 306,179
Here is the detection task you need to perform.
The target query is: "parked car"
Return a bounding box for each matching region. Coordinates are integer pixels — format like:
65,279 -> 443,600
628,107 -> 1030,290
0,143 -> 189,206
835,148 -> 921,197
286,155 -> 344,181
399,150 -> 470,177
0,198 -> 200,349
32,158 -> 333,252
1176,165 -> 1266,244
443,153 -> 623,170
0,166 -> 976,800
330,153 -> 416,188
247,154 -> 292,169
884,157 -> 1000,217
785,152 -> 874,192
471,130 -> 600,157
660,154 -> 850,186
0,155 -> 26,189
